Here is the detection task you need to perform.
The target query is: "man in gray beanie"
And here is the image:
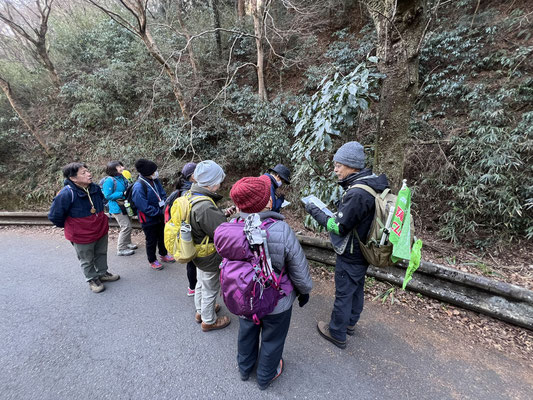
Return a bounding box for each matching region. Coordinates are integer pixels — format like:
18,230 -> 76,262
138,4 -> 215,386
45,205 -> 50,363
305,141 -> 390,349
194,160 -> 226,188
189,160 -> 234,332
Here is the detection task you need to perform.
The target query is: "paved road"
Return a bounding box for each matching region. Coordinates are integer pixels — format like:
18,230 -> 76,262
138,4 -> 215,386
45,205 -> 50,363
1,229 -> 532,400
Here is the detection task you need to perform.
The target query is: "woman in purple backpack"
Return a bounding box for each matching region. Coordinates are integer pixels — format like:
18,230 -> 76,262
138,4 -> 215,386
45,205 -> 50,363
228,175 -> 313,390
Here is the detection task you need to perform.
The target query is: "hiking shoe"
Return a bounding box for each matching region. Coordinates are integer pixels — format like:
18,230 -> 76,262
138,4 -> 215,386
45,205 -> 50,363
201,316 -> 231,332
317,321 -> 346,349
150,260 -> 164,270
100,272 -> 120,282
240,370 -> 250,381
195,304 -> 221,323
127,244 -> 138,250
89,278 -> 105,293
347,324 -> 356,336
258,358 -> 283,390
160,255 -> 175,263
117,249 -> 135,256
187,287 -> 195,297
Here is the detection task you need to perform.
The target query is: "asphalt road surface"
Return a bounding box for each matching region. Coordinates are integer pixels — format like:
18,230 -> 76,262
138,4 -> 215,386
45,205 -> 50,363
1,229 -> 531,400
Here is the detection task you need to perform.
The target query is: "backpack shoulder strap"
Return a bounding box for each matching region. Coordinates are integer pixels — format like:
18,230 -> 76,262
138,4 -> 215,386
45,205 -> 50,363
64,185 -> 74,203
349,184 -> 391,200
189,194 -> 216,208
136,178 -> 148,195
262,217 -> 278,229
348,184 -> 378,198
105,176 -> 117,193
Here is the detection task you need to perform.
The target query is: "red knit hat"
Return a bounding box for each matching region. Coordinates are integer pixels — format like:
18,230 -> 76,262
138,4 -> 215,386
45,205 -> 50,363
230,175 -> 272,213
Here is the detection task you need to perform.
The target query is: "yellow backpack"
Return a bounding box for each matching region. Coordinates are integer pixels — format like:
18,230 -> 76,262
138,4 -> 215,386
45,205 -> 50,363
163,192 -> 217,263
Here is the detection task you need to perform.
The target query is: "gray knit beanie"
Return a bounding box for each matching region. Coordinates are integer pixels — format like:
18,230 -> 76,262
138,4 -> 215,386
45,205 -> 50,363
333,141 -> 365,169
193,160 -> 226,187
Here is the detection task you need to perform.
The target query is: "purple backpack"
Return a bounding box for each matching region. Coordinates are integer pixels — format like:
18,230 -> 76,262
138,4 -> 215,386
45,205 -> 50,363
214,215 -> 292,324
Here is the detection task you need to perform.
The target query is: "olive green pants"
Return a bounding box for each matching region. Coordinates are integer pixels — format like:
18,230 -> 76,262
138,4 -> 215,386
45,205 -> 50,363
71,234 -> 109,281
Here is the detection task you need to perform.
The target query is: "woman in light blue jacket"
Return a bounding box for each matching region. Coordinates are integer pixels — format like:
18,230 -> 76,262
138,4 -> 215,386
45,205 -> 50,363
102,161 -> 137,256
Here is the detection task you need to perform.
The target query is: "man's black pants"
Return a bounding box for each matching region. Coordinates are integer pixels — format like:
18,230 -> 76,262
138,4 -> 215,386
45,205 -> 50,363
329,256 -> 368,341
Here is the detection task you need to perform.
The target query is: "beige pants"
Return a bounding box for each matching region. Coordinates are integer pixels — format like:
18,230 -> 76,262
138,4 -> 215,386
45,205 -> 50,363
194,268 -> 220,324
112,213 -> 132,251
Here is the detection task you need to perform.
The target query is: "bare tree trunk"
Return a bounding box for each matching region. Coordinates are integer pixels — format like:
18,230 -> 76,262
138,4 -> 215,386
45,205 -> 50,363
211,0 -> 222,58
362,0 -> 428,190
176,4 -> 199,80
237,0 -> 245,19
88,0 -> 190,120
142,30 -> 191,120
36,41 -> 61,88
0,76 -> 51,155
0,0 -> 60,90
251,0 -> 267,101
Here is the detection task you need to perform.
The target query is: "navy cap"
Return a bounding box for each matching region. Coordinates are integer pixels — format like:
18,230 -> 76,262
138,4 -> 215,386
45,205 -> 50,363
269,164 -> 291,184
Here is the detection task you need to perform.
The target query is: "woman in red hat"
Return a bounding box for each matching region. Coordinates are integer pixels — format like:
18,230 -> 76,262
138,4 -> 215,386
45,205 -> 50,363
227,175 -> 313,390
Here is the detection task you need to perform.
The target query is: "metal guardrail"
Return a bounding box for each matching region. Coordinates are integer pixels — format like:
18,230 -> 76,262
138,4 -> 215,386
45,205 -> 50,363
0,211 -> 142,229
2,211 -> 532,330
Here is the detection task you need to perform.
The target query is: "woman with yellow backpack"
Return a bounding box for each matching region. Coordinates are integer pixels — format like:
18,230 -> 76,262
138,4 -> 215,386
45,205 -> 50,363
188,161 -> 235,332
164,162 -> 197,296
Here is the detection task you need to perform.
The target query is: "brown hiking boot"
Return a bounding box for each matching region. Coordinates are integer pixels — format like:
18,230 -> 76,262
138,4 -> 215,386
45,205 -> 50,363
317,321 -> 346,349
201,316 -> 231,332
89,278 -> 105,293
195,304 -> 221,324
346,324 -> 356,336
100,272 -> 120,282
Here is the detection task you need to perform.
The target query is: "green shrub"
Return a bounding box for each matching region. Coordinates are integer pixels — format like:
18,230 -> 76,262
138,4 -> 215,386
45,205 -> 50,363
292,59 -> 383,229
439,90 -> 533,244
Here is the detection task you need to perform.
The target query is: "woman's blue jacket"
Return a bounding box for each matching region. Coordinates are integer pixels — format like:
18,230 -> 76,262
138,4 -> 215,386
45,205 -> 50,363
102,175 -> 129,214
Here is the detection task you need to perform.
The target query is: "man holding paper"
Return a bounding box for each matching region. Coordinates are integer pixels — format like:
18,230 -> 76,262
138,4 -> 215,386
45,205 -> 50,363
304,141 -> 389,349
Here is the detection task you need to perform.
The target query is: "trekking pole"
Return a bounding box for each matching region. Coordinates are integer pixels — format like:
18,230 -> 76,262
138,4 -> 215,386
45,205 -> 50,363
260,230 -> 274,277
380,207 -> 395,246
379,179 -> 408,246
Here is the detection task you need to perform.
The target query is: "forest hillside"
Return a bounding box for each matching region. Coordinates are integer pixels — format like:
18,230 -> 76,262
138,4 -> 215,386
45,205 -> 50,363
0,0 -> 532,254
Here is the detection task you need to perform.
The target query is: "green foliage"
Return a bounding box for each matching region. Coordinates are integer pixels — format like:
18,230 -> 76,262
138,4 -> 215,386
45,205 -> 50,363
161,85 -> 295,173
438,90 -> 533,244
373,286 -> 396,305
411,2 -> 533,244
0,0 -> 531,251
55,20 -> 154,129
292,59 -> 382,229
304,26 -> 375,90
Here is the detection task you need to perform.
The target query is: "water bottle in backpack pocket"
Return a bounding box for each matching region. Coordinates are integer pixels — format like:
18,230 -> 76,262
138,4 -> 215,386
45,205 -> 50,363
163,193 -> 217,263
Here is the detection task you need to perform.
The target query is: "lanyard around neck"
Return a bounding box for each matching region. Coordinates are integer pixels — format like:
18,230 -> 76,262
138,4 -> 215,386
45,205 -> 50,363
82,187 -> 95,210
140,177 -> 162,201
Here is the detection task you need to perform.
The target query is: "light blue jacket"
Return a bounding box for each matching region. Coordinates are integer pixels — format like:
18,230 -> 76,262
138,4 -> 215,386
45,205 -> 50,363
102,175 -> 129,214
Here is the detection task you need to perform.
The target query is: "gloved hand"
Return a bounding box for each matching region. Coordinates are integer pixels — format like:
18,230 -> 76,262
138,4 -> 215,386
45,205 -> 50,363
304,203 -> 328,227
298,293 -> 310,308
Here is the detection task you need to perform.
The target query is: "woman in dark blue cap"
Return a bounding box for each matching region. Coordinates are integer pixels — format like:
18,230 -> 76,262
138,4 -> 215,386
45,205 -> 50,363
264,164 -> 291,213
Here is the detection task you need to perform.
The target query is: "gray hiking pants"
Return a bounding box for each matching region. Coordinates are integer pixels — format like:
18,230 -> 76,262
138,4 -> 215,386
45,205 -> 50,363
112,213 -> 132,251
194,268 -> 220,325
71,234 -> 109,281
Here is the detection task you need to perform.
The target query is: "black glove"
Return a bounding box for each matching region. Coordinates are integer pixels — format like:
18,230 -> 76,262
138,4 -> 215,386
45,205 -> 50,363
298,293 -> 310,308
304,203 -> 329,227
